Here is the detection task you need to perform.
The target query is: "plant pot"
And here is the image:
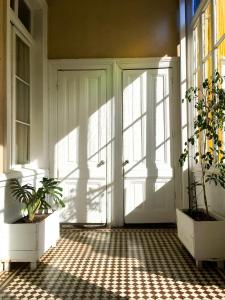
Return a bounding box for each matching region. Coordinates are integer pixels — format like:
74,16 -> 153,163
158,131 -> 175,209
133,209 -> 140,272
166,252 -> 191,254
0,210 -> 59,271
176,208 -> 225,267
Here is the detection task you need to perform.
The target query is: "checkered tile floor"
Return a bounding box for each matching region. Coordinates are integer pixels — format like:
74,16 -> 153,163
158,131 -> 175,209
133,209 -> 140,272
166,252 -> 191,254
1,228 -> 225,299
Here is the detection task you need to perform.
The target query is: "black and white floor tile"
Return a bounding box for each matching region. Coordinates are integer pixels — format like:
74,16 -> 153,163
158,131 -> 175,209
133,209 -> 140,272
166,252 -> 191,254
0,228 -> 225,299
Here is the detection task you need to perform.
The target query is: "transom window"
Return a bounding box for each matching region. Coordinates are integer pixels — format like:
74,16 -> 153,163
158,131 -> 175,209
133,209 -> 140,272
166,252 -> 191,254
10,0 -> 31,33
193,0 -> 201,15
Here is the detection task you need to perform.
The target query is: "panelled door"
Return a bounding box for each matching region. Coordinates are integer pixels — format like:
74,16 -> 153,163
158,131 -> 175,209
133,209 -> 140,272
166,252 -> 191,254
123,68 -> 176,223
57,70 -> 107,223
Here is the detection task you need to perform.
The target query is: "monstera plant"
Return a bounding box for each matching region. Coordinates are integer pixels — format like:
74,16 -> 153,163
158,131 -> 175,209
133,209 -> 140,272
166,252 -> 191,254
10,177 -> 65,222
179,72 -> 225,220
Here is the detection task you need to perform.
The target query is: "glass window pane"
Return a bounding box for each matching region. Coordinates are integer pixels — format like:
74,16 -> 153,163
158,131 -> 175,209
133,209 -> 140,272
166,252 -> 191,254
217,39 -> 225,156
216,0 -> 225,41
204,56 -> 212,80
16,36 -> 30,83
204,56 -> 213,151
18,0 -> 31,32
203,3 -> 212,58
193,23 -> 201,71
16,79 -> 30,124
10,0 -> 15,10
16,123 -> 30,164
218,39 -> 225,85
193,0 -> 200,15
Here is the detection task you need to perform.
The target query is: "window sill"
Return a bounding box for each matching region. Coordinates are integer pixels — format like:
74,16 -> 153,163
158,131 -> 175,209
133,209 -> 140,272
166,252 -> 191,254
0,168 -> 47,183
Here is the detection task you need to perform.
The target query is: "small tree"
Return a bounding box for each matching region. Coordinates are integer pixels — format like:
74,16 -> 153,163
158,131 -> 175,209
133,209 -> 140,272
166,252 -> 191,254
179,72 -> 225,217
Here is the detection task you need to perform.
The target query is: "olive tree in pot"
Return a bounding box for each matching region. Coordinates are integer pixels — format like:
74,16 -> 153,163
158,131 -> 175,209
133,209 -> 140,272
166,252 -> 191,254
1,177 -> 65,271
177,72 -> 225,267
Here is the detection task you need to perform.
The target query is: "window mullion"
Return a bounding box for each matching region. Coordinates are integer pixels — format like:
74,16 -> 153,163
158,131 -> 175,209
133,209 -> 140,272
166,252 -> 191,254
15,75 -> 30,87
12,27 -> 17,167
15,0 -> 19,16
16,120 -> 30,127
200,14 -> 204,84
211,0 -> 217,71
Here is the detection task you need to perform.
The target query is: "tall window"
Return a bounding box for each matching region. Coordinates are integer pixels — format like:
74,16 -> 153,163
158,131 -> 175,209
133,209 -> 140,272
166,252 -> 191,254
192,0 -> 225,83
14,34 -> 30,164
192,0 -> 225,152
10,0 -> 32,165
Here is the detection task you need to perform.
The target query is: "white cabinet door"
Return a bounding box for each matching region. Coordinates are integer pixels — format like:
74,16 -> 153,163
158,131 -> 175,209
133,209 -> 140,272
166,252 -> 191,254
123,69 -> 176,223
57,70 -> 107,223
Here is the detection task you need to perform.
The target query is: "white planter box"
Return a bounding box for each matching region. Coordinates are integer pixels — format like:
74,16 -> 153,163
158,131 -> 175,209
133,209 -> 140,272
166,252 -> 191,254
176,208 -> 225,267
0,210 -> 59,270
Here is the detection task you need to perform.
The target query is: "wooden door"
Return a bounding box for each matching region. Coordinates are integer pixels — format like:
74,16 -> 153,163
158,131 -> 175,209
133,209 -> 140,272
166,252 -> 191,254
57,70 -> 107,223
123,69 -> 175,223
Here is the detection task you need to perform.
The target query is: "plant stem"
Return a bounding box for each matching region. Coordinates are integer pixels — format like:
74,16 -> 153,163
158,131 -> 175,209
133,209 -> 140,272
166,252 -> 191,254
202,170 -> 209,216
201,92 -> 209,216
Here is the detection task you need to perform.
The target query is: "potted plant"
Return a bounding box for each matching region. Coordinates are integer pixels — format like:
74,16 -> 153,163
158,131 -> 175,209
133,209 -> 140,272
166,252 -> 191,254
177,72 -> 225,267
0,177 -> 64,271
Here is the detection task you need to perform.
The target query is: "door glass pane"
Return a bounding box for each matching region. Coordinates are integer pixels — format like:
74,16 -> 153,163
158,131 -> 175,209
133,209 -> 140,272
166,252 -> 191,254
203,3 -> 212,58
16,79 -> 30,123
16,123 -> 30,164
216,0 -> 225,41
16,35 -> 30,83
18,0 -> 31,32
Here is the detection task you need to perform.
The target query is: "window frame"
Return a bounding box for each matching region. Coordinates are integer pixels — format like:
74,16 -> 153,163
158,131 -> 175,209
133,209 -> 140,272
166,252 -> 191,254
5,0 -> 48,173
188,0 -> 225,168
191,0 -> 225,86
11,26 -> 32,167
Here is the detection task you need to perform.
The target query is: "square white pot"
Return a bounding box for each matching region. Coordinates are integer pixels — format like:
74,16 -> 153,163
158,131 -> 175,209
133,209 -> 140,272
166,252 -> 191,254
0,210 -> 59,270
176,208 -> 225,267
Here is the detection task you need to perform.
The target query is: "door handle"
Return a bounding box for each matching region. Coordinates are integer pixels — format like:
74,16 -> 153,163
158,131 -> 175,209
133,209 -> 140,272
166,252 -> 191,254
97,160 -> 105,167
122,160 -> 129,166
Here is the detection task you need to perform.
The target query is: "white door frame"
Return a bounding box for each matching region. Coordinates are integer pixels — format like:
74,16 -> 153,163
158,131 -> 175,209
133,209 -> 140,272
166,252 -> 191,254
48,57 -> 181,227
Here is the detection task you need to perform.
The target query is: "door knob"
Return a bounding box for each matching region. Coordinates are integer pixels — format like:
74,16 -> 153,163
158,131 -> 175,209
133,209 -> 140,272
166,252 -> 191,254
122,160 -> 129,166
97,160 -> 105,167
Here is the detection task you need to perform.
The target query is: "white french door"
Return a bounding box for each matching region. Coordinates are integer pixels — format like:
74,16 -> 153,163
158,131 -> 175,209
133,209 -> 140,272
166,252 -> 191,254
123,68 -> 176,223
57,70 -> 107,223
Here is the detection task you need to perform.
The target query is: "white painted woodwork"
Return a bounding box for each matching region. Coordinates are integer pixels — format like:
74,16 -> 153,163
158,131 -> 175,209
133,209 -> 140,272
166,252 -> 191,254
6,0 -> 48,171
48,58 -> 181,226
177,209 -> 225,264
0,211 -> 59,270
57,70 -> 107,223
123,69 -> 175,223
